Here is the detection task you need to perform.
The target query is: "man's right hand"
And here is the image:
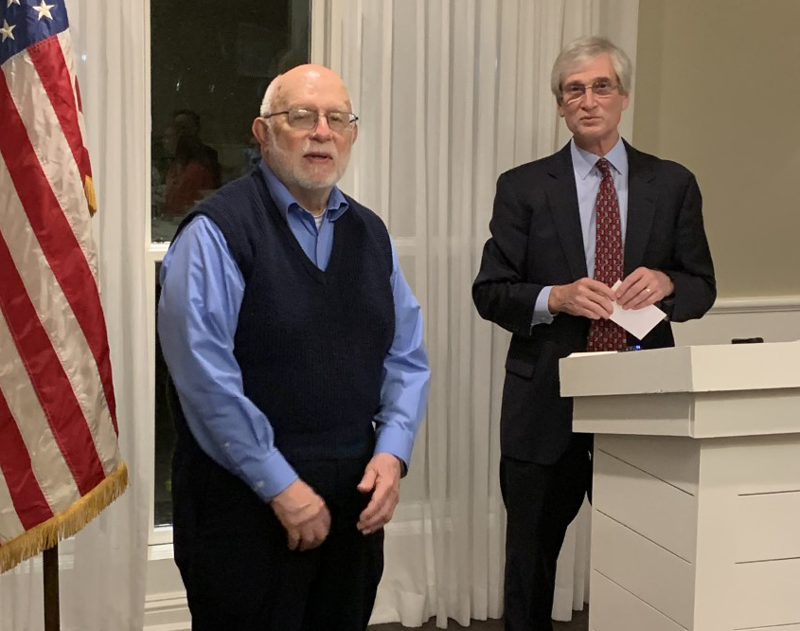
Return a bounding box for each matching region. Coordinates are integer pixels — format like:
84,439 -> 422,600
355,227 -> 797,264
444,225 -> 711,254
269,479 -> 331,551
548,278 -> 616,320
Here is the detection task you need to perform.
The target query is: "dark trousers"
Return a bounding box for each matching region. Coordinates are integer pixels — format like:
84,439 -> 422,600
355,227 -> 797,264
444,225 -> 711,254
173,447 -> 384,631
500,435 -> 593,631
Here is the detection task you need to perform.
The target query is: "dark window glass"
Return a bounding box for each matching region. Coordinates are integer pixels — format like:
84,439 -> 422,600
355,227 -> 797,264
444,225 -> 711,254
153,262 -> 174,526
151,1 -> 310,526
151,0 -> 310,243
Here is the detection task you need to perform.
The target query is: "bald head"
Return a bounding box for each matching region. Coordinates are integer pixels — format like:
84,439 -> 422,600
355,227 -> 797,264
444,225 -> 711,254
260,64 -> 352,118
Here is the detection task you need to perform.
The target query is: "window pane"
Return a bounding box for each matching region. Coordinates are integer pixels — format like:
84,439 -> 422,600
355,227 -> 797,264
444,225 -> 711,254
153,262 -> 174,527
151,0 -> 310,243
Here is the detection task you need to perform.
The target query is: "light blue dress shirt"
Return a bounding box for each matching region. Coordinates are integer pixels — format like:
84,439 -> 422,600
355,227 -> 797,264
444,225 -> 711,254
532,137 -> 629,325
158,162 -> 431,502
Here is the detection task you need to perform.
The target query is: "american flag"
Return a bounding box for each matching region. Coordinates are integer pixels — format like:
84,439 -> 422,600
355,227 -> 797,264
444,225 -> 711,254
0,0 -> 126,573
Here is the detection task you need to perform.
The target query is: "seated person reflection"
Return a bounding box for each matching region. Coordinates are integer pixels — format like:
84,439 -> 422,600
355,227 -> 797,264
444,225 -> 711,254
162,128 -> 217,217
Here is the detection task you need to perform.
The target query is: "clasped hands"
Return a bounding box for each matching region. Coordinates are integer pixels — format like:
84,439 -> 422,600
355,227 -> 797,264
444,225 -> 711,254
269,452 -> 401,551
548,266 -> 673,320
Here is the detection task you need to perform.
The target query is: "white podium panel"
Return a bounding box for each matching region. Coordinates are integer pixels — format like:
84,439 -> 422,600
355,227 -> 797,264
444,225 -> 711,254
560,342 -> 800,631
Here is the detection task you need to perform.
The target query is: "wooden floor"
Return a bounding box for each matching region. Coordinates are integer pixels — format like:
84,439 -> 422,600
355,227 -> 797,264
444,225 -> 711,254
370,608 -> 588,630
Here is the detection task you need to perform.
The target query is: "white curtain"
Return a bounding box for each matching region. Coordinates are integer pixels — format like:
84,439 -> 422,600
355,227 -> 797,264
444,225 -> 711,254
312,1 -> 639,627
0,2 -> 150,630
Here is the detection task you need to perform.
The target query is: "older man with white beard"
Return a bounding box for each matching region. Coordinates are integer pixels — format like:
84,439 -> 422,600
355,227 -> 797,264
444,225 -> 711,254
158,65 -> 430,631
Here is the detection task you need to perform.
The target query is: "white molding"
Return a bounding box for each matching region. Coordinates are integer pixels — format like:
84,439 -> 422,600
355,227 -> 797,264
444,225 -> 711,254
148,242 -> 169,261
148,541 -> 176,561
143,624 -> 189,631
144,591 -> 190,631
711,296 -> 800,314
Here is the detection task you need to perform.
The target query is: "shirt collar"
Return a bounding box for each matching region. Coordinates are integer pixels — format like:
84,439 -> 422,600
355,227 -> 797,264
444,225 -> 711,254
258,160 -> 349,222
570,136 -> 629,181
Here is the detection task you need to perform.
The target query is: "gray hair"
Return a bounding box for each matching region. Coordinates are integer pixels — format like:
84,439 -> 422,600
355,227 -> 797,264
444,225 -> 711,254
259,74 -> 283,118
550,36 -> 633,100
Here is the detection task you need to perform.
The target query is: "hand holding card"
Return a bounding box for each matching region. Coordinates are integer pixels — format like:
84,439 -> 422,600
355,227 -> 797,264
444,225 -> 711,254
609,280 -> 666,340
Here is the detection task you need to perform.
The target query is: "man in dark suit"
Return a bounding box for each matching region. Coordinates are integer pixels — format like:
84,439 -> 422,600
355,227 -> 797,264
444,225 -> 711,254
472,36 -> 715,631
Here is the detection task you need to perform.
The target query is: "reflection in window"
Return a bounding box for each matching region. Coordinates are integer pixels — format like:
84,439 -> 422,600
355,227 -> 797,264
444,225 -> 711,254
153,262 -> 174,526
151,1 -> 310,527
151,0 -> 310,243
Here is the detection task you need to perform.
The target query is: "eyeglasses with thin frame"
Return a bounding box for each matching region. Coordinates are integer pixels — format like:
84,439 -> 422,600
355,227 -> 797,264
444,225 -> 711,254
561,79 -> 620,105
264,108 -> 359,134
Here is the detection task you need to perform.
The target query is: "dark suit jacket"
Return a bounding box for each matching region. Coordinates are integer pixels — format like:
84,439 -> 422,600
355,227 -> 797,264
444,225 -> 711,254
473,141 -> 716,464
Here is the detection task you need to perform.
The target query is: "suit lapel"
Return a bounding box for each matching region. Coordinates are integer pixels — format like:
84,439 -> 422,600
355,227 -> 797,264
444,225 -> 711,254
547,144 -> 588,280
624,142 -> 657,274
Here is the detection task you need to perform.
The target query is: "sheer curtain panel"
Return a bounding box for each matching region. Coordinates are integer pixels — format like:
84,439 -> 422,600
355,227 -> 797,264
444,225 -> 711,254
312,0 -> 639,627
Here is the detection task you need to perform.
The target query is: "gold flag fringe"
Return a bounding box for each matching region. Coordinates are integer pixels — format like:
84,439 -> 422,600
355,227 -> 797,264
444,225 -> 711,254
84,175 -> 98,216
0,460 -> 128,574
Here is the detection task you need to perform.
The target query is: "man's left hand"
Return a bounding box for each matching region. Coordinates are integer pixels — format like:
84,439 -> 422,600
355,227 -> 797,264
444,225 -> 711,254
615,267 -> 674,310
356,452 -> 402,535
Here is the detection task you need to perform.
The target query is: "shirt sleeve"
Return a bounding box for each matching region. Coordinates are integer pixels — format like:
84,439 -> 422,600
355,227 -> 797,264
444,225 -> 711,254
532,286 -> 555,327
157,215 -> 297,502
373,240 -> 431,474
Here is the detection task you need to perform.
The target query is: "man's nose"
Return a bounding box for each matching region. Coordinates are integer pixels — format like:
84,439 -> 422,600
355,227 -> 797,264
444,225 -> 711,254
310,114 -> 334,140
581,88 -> 597,108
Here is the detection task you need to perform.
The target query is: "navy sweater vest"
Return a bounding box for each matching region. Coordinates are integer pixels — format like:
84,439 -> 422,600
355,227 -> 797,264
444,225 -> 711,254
170,169 -> 395,465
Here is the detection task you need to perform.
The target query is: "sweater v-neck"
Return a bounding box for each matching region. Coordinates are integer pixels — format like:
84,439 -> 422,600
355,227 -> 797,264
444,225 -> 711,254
253,172 -> 347,284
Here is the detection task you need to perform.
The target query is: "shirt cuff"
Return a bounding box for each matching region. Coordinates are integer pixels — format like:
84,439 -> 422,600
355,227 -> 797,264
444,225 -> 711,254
374,425 -> 416,476
532,286 -> 555,326
239,450 -> 298,503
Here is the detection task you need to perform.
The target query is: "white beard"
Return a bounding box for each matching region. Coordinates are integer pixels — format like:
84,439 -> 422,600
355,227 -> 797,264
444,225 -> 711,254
268,138 -> 349,193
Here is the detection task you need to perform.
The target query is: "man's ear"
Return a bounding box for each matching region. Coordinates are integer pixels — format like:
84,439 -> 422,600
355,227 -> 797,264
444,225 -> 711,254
351,122 -> 358,145
252,117 -> 269,145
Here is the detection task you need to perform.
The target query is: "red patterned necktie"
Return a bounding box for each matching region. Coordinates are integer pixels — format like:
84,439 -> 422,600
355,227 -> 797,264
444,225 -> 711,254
586,158 -> 627,352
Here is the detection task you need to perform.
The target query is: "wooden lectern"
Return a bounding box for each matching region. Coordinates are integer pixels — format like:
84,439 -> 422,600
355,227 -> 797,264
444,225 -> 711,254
560,342 -> 800,631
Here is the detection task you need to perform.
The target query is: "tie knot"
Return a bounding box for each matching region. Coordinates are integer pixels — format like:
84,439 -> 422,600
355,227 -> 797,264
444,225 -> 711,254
596,158 -> 612,176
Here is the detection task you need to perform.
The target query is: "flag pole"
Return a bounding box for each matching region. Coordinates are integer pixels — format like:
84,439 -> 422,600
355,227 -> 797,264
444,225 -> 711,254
43,544 -> 60,631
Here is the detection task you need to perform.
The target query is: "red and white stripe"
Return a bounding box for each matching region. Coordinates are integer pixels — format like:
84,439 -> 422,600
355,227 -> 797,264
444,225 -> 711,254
56,31 -> 94,202
0,29 -> 119,546
0,463 -> 26,543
